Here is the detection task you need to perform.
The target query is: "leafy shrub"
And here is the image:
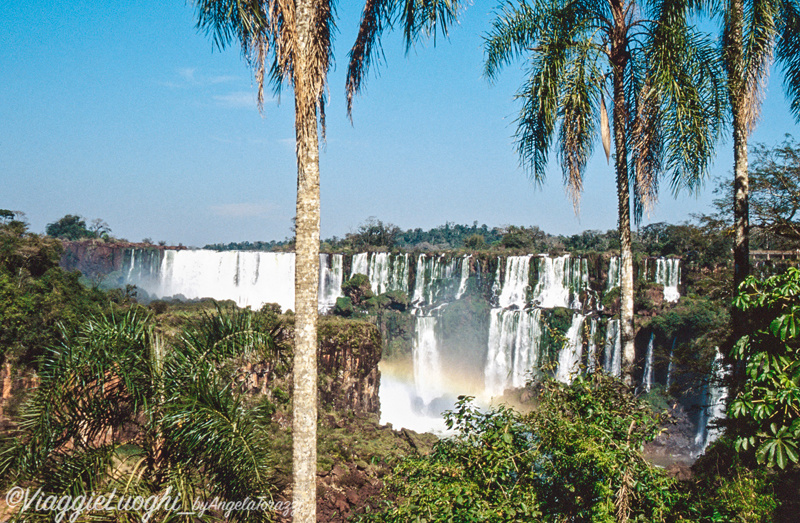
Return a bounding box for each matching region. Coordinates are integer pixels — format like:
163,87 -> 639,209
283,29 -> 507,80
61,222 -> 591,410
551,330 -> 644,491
361,374 -> 678,522
333,296 -> 354,317
678,436 -> 778,522
730,267 -> 800,469
342,274 -> 373,305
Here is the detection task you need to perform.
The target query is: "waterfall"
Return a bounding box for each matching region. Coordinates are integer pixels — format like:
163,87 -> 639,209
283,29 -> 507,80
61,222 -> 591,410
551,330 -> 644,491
643,332 -> 655,392
153,250 -> 295,311
532,255 -> 587,309
412,254 -> 426,304
604,319 -> 622,377
122,249 -> 348,313
586,318 -> 598,373
666,338 -> 676,389
412,254 -> 467,306
391,253 -> 410,295
485,308 -> 545,397
569,257 -> 590,309
350,252 -> 410,295
351,252 -> 368,278
606,256 -> 620,290
413,316 -> 444,405
128,249 -> 136,279
369,252 -> 391,294
533,255 -> 570,308
695,349 -> 730,451
318,254 -> 344,313
656,258 -> 681,302
455,255 -> 471,299
498,255 -> 532,309
491,257 -> 502,301
122,248 -> 162,295
556,314 -> 585,384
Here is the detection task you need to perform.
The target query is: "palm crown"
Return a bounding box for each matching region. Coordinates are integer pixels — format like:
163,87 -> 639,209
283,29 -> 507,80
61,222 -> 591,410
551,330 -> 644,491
485,0 -> 724,218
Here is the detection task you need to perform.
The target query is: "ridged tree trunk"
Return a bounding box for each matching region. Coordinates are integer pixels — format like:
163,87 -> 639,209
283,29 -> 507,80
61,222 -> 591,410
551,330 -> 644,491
292,1 -> 320,520
611,1 -> 636,383
728,0 -> 750,295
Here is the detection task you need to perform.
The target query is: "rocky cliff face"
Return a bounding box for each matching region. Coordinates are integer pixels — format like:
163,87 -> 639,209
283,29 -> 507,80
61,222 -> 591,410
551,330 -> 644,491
0,364 -> 38,430
317,318 -> 381,415
235,316 -> 382,416
59,240 -> 180,280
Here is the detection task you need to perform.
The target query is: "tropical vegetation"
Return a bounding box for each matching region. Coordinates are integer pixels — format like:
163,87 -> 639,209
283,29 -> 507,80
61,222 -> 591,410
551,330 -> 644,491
0,307 -> 282,522
358,374 -> 678,522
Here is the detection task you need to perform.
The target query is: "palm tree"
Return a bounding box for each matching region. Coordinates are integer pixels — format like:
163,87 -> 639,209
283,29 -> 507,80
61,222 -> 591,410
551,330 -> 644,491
192,1 -> 464,519
0,307 -> 282,522
484,0 -> 724,380
715,0 -> 800,292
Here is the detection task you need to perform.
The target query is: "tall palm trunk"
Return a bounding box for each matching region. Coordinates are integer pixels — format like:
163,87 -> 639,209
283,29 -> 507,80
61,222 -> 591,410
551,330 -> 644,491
611,1 -> 636,382
292,1 -> 320,520
728,0 -> 750,294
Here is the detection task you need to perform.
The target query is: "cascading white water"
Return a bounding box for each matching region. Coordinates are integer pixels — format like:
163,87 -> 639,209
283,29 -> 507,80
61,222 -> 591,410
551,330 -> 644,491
152,250 -> 296,311
484,308 -> 544,397
128,249 -> 136,280
643,333 -> 655,392
604,319 -> 622,377
122,248 -> 163,295
556,314 -> 585,384
586,318 -> 598,373
455,255 -> 471,299
369,252 -> 391,294
666,338 -> 676,389
413,315 -> 444,405
411,254 -> 426,304
491,257 -> 502,300
390,253 -> 410,295
533,255 -> 570,308
318,254 -> 344,313
351,252 -> 369,278
532,255 -> 588,309
606,256 -> 620,290
570,257 -> 590,309
498,256 -> 532,309
656,258 -> 681,302
412,254 -> 467,306
350,252 -> 410,295
695,349 -> 730,451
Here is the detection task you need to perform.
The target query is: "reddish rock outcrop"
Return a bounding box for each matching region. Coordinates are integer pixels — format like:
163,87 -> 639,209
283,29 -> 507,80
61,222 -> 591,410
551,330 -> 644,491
236,317 -> 382,416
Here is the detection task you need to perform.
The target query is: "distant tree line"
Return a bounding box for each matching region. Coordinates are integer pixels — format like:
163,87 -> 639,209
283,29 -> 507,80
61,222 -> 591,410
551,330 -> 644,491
45,214 -> 111,241
203,239 -> 294,251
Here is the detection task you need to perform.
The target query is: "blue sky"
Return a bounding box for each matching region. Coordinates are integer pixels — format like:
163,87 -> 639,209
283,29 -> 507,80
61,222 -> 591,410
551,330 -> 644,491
3,2 -> 800,247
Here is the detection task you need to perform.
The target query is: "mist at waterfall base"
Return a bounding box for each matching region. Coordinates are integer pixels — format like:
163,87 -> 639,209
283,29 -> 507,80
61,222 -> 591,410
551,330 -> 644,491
115,248 -> 725,450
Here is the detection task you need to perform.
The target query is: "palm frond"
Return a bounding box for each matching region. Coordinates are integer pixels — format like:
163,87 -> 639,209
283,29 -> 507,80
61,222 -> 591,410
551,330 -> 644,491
484,0 -> 545,82
743,0 -> 781,131
647,20 -> 725,202
400,0 -> 465,49
558,40 -> 605,209
777,0 -> 800,120
162,372 -> 276,518
194,0 -> 266,52
1,311 -> 153,498
347,0 -> 465,117
515,48 -> 564,185
346,0 -> 394,118
176,303 -> 279,366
